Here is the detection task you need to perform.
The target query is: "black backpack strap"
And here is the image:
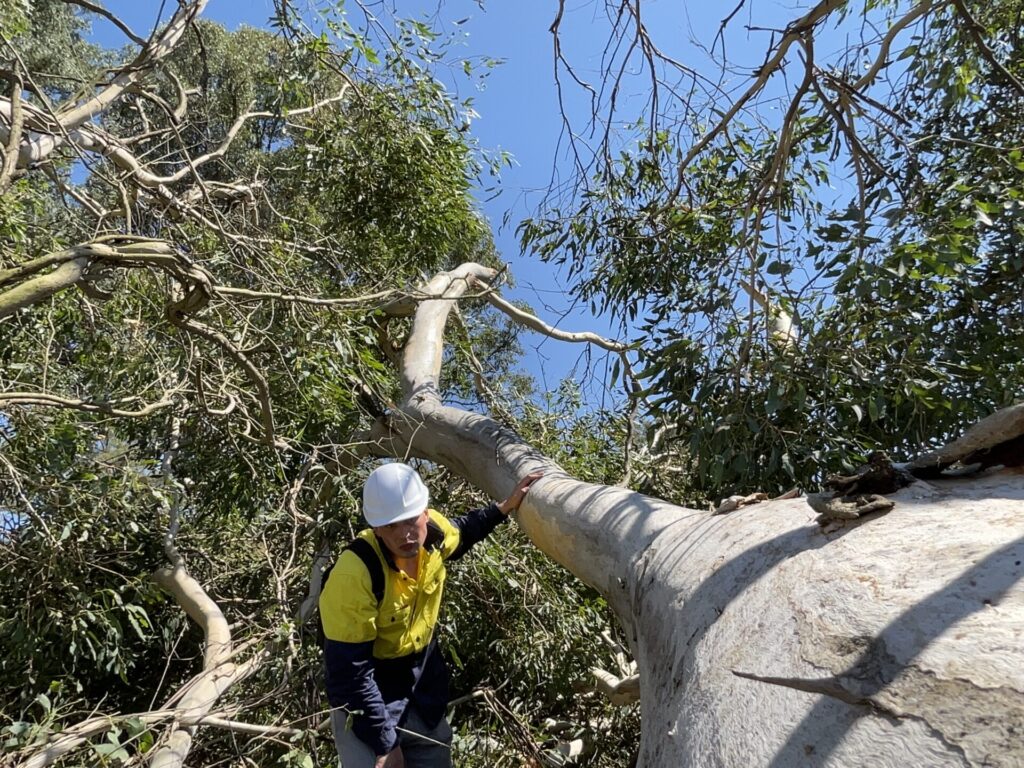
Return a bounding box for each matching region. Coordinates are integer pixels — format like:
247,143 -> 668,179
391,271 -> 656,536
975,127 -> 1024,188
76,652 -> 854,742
345,537 -> 386,605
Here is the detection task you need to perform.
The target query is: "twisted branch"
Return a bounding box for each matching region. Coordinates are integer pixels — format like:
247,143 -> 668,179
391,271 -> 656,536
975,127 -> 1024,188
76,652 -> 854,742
0,392 -> 175,417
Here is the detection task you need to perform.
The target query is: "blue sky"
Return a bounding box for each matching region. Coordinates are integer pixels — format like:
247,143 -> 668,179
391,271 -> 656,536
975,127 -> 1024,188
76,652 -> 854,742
91,0 -> 809,400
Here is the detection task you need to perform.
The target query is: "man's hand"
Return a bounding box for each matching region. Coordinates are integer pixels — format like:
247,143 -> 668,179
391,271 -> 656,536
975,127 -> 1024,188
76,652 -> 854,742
375,746 -> 404,768
497,472 -> 544,515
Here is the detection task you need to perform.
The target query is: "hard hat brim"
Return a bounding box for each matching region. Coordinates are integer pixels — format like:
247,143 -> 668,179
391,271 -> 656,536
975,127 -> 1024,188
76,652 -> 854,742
367,506 -> 425,527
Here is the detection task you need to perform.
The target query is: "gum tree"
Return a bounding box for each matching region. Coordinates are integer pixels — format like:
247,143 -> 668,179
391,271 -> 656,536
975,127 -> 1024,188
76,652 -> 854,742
1,2 -> 1022,768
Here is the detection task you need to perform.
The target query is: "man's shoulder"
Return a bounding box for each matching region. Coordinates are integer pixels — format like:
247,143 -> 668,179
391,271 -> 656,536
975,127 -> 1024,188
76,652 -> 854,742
330,532 -> 385,581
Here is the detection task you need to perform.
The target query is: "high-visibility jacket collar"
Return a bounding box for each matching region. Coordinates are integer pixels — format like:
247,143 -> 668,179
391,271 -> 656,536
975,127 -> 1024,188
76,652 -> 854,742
373,520 -> 446,571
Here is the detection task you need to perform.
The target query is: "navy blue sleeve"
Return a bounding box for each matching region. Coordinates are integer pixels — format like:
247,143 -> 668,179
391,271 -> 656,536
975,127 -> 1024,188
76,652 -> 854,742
448,502 -> 507,561
323,639 -> 397,755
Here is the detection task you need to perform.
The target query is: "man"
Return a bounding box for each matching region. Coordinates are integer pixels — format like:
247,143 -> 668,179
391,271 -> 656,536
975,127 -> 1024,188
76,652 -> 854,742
320,462 -> 542,768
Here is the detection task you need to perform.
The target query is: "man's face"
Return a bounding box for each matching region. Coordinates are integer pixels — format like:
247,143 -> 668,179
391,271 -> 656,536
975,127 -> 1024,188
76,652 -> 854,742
374,509 -> 429,560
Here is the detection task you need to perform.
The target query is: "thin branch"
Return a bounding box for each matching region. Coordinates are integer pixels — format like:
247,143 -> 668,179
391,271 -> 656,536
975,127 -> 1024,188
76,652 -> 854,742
71,89 -> 348,191
731,669 -> 870,708
63,0 -> 148,47
0,392 -> 175,417
166,68 -> 191,123
214,284 -> 395,307
183,714 -> 304,738
170,313 -> 276,446
618,351 -> 643,488
475,280 -> 629,353
18,706 -> 310,768
146,410 -> 263,768
669,0 -> 846,203
0,67 -> 24,191
41,162 -> 110,218
0,453 -> 51,540
950,0 -> 1024,98
810,76 -> 888,180
850,0 -> 934,92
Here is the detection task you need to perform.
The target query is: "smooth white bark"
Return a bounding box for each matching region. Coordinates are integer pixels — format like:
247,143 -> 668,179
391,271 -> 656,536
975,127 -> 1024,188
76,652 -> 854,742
377,263 -> 1024,767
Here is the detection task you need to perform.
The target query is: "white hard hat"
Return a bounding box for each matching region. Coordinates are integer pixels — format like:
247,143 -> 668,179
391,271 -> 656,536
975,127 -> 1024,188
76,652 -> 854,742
362,463 -> 429,527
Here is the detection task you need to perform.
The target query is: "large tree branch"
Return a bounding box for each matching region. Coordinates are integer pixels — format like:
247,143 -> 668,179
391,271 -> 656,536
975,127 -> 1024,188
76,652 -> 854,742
145,412 -> 254,768
0,1 -> 208,168
384,262 -> 499,400
0,236 -> 177,285
52,2 -> 207,134
0,235 -> 346,447
0,237 -> 180,319
371,263 -> 1024,768
370,263 -> 694,609
151,563 -> 233,669
0,256 -> 89,318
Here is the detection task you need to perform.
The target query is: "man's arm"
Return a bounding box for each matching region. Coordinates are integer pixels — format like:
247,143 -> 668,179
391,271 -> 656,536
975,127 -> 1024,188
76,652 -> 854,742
323,639 -> 399,755
447,502 -> 505,561
320,550 -> 398,756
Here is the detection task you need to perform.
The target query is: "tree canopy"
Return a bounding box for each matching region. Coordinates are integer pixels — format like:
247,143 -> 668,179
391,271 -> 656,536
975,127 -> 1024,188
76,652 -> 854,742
0,2 -> 642,765
524,0 -> 1024,502
0,1 -> 1021,766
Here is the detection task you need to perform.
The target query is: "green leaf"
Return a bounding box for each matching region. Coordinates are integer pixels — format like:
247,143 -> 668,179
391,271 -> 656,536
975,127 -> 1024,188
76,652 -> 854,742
868,398 -> 880,421
124,717 -> 146,738
35,693 -> 51,713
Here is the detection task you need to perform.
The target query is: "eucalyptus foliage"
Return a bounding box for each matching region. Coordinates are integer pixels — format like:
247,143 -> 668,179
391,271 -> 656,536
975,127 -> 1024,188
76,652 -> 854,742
0,4 -> 637,766
522,0 -> 1024,504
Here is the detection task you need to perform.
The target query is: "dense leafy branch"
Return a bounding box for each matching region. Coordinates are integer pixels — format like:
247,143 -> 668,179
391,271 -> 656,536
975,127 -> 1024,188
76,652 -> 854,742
0,4 -> 641,766
527,0 -> 1024,501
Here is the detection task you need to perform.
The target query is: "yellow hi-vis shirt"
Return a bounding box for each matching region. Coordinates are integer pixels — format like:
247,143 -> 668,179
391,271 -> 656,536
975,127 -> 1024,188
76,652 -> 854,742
320,510 -> 461,659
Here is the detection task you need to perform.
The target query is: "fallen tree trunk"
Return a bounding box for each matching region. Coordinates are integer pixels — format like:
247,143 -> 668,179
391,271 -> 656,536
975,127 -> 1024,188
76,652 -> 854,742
373,263 -> 1024,767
